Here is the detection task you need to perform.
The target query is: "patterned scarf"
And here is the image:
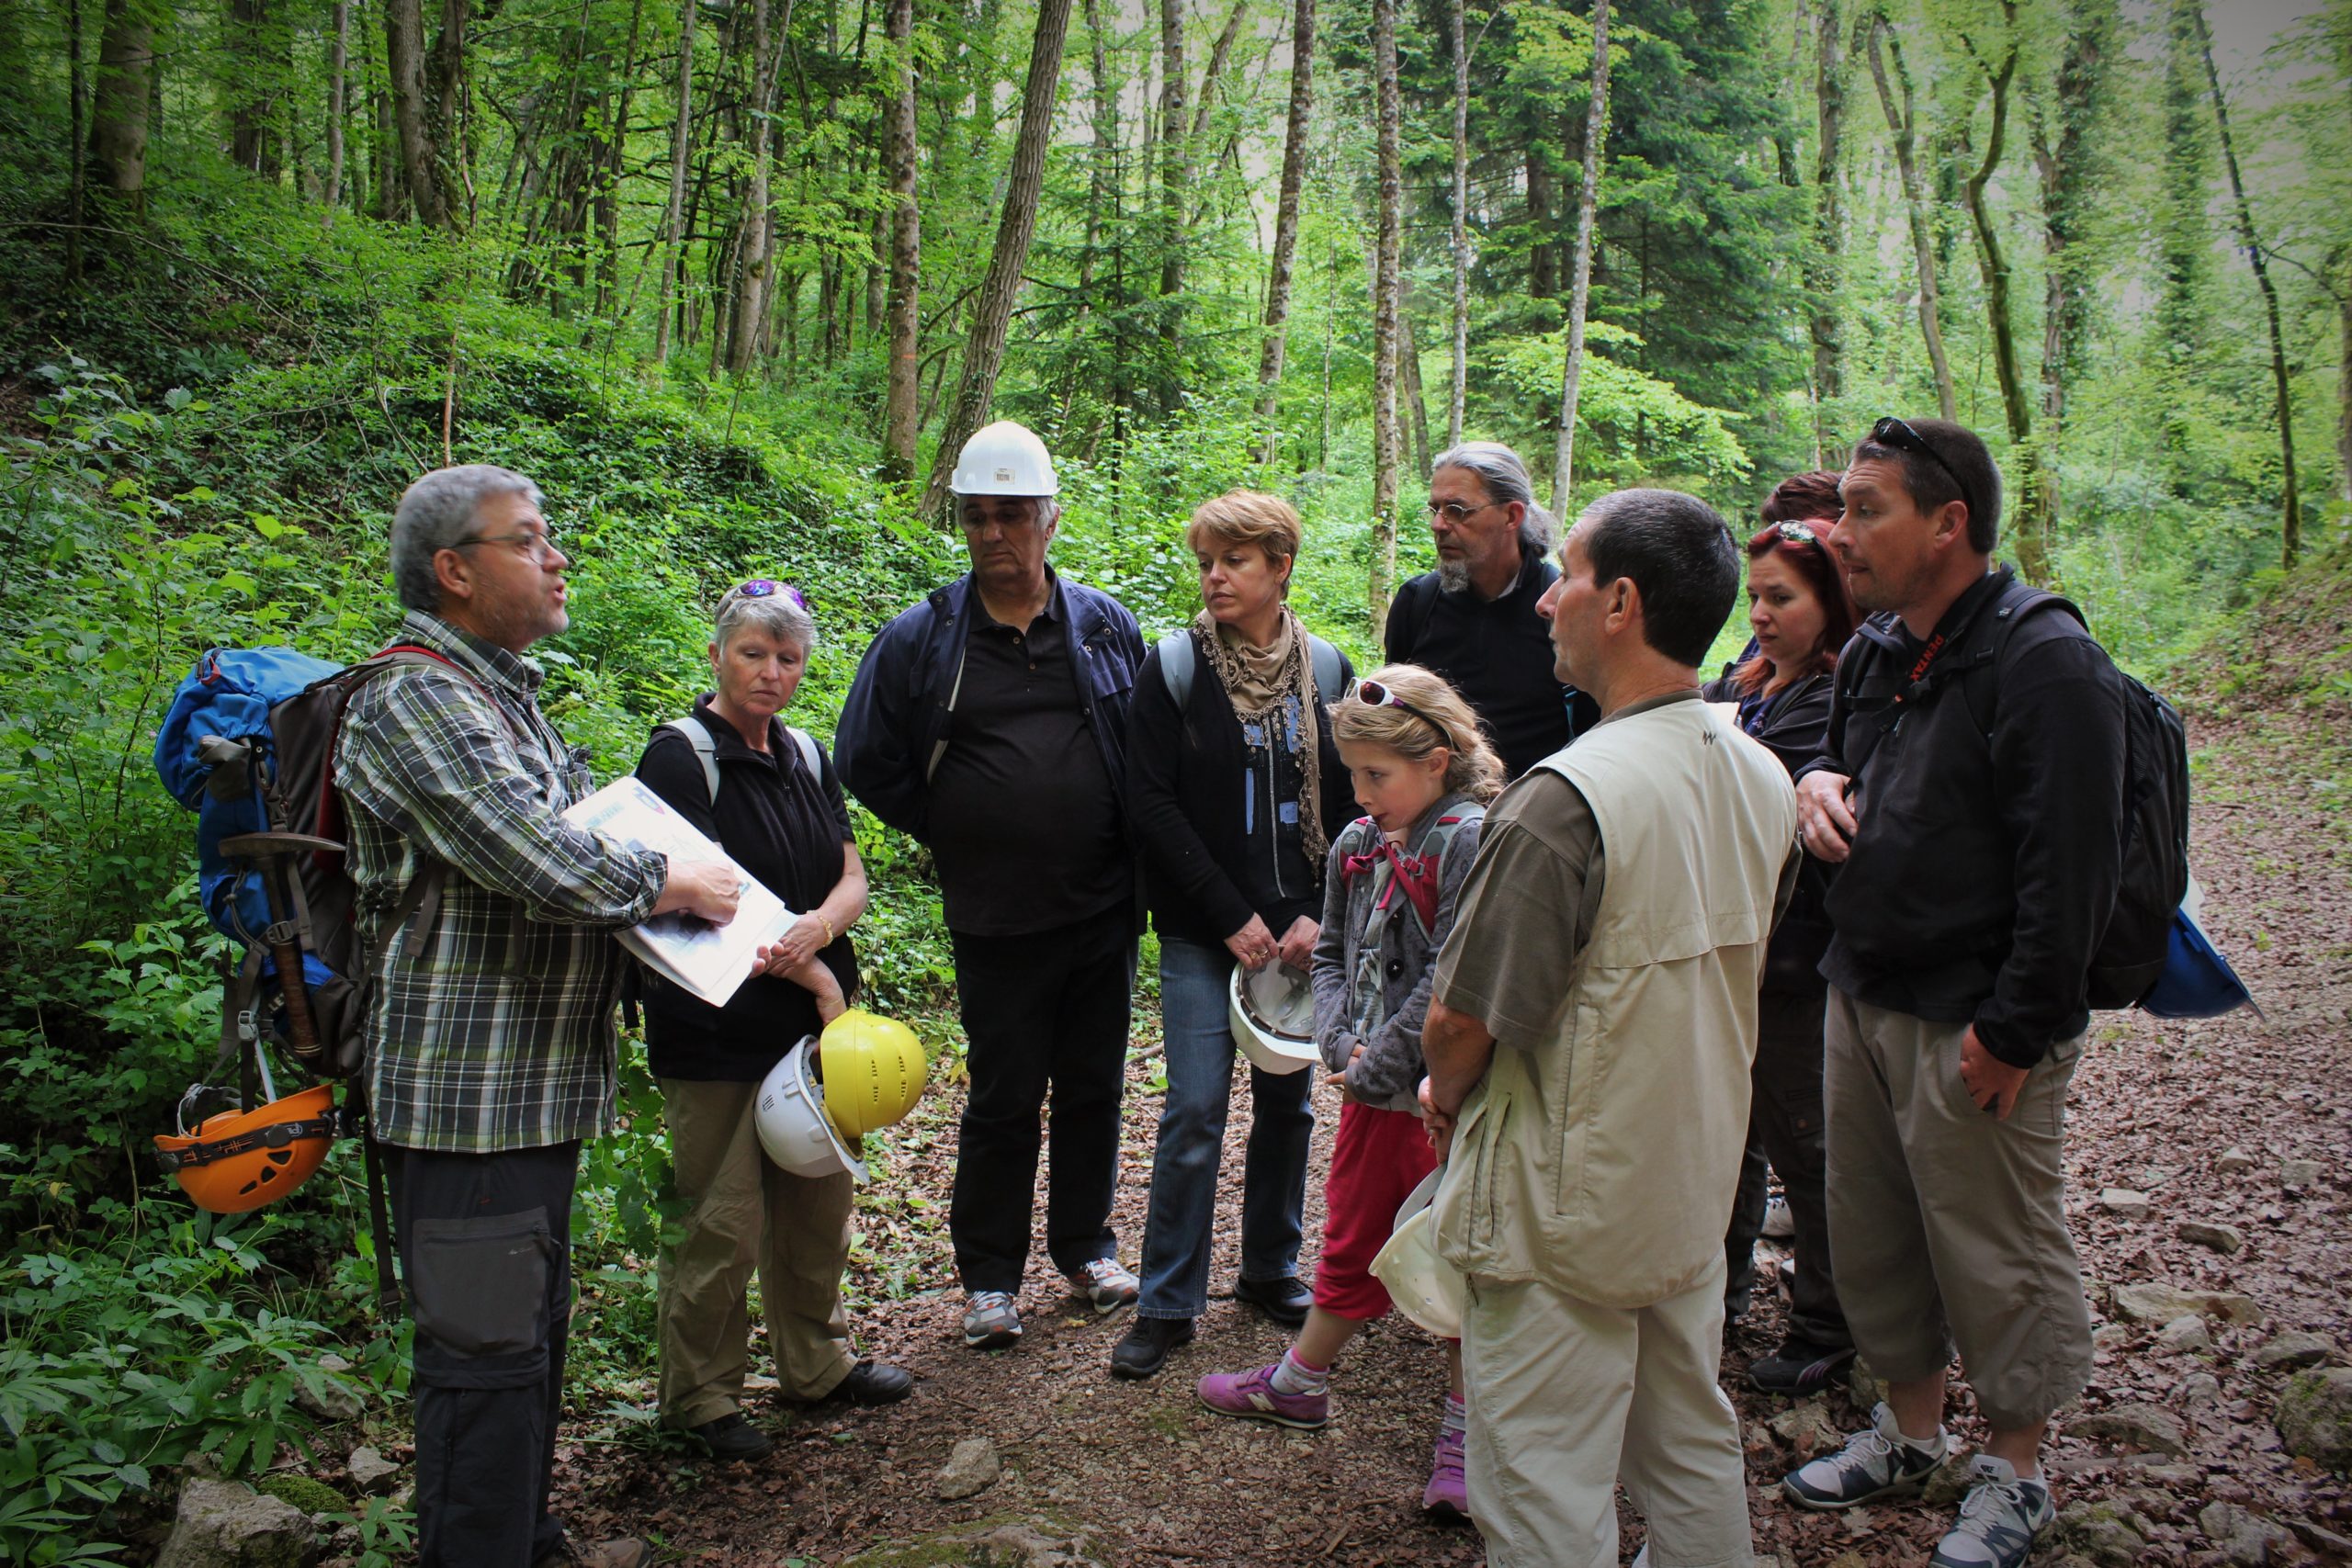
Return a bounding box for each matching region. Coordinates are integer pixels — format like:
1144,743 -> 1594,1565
1193,604 -> 1328,872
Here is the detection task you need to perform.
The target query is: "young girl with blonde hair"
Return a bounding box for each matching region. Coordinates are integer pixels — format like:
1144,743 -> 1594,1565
1194,663 -> 1504,1521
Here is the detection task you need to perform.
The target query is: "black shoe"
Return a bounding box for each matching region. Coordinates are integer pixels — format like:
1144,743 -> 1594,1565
688,1412 -> 775,1462
1110,1316 -> 1195,1380
1233,1275 -> 1314,1327
820,1359 -> 914,1406
1750,1337 -> 1857,1397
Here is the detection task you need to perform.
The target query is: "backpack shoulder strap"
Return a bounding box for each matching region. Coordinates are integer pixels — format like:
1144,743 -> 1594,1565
1306,634 -> 1344,704
1157,629 -> 1195,708
786,725 -> 820,778
1955,583 -> 2087,741
664,716 -> 721,804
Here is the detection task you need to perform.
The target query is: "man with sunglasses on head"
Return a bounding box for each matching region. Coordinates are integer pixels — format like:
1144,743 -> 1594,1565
337,465 -> 745,1568
835,421 -> 1148,1356
1385,442 -> 1600,780
1781,418 -> 2130,1568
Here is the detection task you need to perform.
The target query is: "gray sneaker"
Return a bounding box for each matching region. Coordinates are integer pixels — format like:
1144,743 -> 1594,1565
1761,1194 -> 1795,1239
1930,1455 -> 2053,1568
1783,1401 -> 1950,1509
1068,1257 -> 1140,1314
963,1290 -> 1022,1349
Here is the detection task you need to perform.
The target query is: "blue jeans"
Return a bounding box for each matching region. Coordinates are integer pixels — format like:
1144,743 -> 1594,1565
1136,938 -> 1315,1319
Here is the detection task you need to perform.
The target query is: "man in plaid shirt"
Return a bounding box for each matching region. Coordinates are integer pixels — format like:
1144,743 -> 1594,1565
339,464 -> 742,1568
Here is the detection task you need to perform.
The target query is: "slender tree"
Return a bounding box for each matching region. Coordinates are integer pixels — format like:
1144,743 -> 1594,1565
727,0 -> 778,374
88,0 -> 154,204
1551,0 -> 1610,513
920,0 -> 1076,519
1156,0 -> 1188,391
2027,0 -> 2118,532
879,0 -> 922,481
1252,0 -> 1316,465
384,0 -> 452,226
1447,0 -> 1469,447
1863,9 -> 1954,420
322,0 -> 350,222
1958,0 -> 2051,581
650,0 -> 696,364
2192,1 -> 2300,565
1369,0 -> 1402,623
1808,0 -> 1844,460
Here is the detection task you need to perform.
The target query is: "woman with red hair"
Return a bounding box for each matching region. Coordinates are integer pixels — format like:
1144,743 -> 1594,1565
1706,505 -> 1860,1396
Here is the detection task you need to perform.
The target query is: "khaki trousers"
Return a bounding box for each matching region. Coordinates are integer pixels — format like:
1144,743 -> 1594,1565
1462,1259 -> 1752,1568
1822,988 -> 2093,1430
657,1077 -> 855,1427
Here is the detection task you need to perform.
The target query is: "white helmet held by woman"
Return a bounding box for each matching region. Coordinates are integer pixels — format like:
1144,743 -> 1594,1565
1227,961 -> 1318,1076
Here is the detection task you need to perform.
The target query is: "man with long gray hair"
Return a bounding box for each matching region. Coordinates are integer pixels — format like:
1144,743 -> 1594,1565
339,464 -> 744,1568
1385,442 -> 1597,778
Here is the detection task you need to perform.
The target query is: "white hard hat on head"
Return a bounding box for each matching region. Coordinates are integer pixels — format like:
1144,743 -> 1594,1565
951,421 -> 1059,498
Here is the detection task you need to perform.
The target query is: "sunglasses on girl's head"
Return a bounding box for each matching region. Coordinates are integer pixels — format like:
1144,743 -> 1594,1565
733,579 -> 808,610
1352,679 -> 1450,742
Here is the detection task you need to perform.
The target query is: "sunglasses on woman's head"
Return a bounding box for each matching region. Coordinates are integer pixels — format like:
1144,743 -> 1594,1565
1353,679 -> 1450,743
734,579 -> 808,610
1772,520 -> 1825,548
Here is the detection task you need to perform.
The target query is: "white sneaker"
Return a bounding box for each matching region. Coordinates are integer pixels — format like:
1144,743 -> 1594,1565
1761,1194 -> 1795,1239
1783,1402 -> 1950,1510
962,1290 -> 1022,1349
1068,1257 -> 1139,1314
1931,1455 -> 2053,1568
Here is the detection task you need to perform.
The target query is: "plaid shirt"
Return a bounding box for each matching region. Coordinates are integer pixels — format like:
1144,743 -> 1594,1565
337,611 -> 667,1153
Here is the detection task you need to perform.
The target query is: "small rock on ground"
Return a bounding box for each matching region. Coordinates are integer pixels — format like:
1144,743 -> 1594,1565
157,1476 -> 317,1568
2254,1330 -> 2334,1371
2159,1314 -> 2213,1354
2069,1402 -> 2189,1456
2099,1188 -> 2151,1218
2199,1500 -> 2298,1566
2183,1372 -> 2224,1407
2216,1146 -> 2256,1175
935,1437 -> 1002,1500
2274,1367 -> 2352,1472
345,1447 -> 400,1495
2112,1281 -> 2261,1325
2280,1158 -> 2322,1188
2180,1218 -> 2246,1253
845,1520 -> 1106,1568
2052,1501 -> 2147,1568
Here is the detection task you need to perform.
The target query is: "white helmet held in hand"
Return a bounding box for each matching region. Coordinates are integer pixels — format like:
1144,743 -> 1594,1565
950,420 -> 1059,497
755,1036 -> 868,1183
1227,961 -> 1317,1076
1370,1167 -> 1466,1338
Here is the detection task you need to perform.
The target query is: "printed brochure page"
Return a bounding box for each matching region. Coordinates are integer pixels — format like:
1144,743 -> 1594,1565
562,776 -> 796,1009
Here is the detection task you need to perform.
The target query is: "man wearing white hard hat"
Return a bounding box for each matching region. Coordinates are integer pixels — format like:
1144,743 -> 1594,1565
836,421 -> 1148,1354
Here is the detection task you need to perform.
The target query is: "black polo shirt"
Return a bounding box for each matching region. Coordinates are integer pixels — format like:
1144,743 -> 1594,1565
925,589 -> 1131,935
633,696 -> 858,1082
1384,539 -> 1593,779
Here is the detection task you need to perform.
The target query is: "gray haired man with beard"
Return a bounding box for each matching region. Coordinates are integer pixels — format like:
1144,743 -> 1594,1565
1384,442 -> 1598,779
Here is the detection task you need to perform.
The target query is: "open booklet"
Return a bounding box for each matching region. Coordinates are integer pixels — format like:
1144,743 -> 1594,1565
562,775 -> 797,1009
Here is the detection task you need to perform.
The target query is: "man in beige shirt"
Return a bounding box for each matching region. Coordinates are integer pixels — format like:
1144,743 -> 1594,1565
1421,488 -> 1801,1568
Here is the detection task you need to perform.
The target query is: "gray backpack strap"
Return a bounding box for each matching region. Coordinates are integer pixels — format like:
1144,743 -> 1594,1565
786,725 -> 820,779
1306,635 -> 1343,704
1158,629 -> 1195,707
924,642 -> 970,784
665,716 -> 720,804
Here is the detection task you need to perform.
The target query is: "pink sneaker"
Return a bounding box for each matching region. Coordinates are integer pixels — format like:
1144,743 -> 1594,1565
1422,1425 -> 1471,1522
1194,1364 -> 1329,1430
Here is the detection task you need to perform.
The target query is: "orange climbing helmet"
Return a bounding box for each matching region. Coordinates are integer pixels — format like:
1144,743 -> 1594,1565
153,1082 -> 339,1213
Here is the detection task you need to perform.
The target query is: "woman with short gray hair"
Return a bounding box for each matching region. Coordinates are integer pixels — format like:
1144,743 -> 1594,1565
632,579 -> 909,1465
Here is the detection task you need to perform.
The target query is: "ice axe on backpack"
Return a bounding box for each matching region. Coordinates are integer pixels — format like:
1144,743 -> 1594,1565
219,829 -> 341,1068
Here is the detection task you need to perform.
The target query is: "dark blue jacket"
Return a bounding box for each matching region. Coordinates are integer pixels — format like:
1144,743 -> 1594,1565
834,570 -> 1147,844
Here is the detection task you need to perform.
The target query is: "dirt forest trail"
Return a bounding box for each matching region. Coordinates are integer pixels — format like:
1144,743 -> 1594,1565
549,578 -> 2352,1567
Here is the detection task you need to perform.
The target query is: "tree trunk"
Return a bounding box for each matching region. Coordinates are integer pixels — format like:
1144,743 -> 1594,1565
1190,0 -> 1247,142
384,0 -> 450,226
322,1 -> 349,221
2191,3 -> 2299,565
1401,294 -> 1431,480
1961,3 -> 2050,582
1253,0 -> 1316,464
1863,14 -> 1954,421
879,0 -> 921,481
1155,0 -> 1187,394
1447,0 -> 1469,447
1551,0 -> 1610,514
2029,0 -> 2117,532
729,0 -> 778,375
1369,0 -> 1403,626
66,0 -> 85,280
919,0 -> 1075,519
227,0 -> 279,177
1526,148 -> 1555,299
1808,0 -> 1843,461
88,0 -> 154,202
651,0 -> 696,364
2338,244 -> 2352,513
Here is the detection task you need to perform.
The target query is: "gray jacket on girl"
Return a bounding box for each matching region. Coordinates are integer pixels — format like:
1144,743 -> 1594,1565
1309,793 -> 1486,1114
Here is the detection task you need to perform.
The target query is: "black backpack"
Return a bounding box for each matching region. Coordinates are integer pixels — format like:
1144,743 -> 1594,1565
1955,584 -> 2192,1010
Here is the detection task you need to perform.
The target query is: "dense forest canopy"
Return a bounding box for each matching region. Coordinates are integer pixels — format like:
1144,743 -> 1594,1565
0,0 -> 2345,1557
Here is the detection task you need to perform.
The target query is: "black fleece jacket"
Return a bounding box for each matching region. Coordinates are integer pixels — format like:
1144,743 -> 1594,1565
1125,630 -> 1357,948
1799,568 -> 2130,1066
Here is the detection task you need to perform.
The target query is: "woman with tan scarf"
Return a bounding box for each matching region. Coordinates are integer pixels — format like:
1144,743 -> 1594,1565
1110,491 -> 1356,1380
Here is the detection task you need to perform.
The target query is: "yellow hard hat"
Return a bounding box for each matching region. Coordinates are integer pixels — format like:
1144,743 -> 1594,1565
817,1009 -> 928,1138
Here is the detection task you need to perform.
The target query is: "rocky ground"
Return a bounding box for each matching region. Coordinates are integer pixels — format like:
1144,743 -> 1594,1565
526,582 -> 2352,1567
